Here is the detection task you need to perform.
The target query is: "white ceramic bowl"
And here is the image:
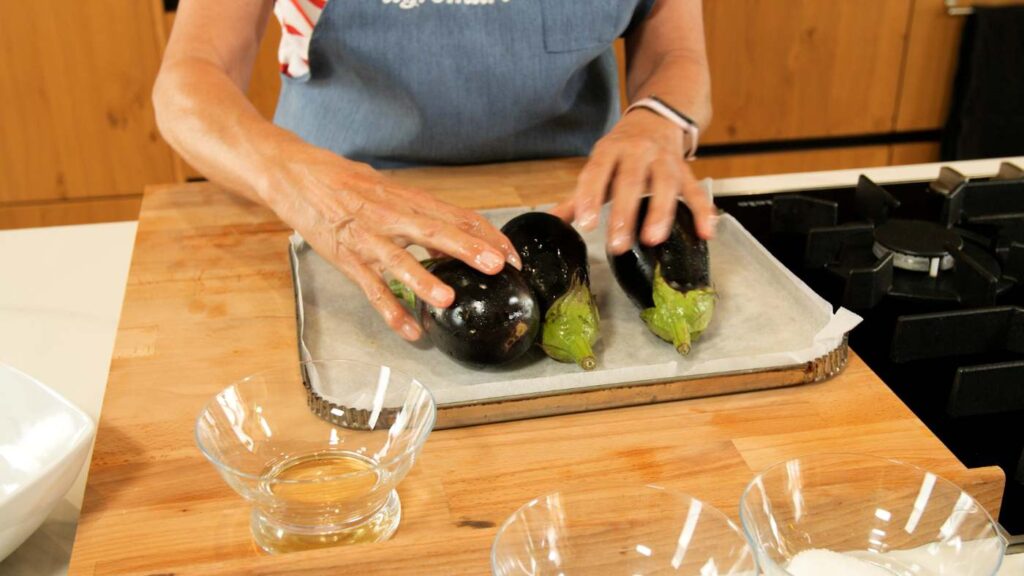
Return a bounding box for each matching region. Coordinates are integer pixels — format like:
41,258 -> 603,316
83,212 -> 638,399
0,364 -> 95,561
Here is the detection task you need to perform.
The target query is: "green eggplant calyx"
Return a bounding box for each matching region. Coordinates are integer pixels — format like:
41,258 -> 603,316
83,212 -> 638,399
387,258 -> 438,309
640,265 -> 715,355
387,279 -> 417,309
540,279 -> 600,371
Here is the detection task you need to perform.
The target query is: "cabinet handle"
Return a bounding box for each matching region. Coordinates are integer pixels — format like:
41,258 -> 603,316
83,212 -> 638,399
945,0 -> 976,16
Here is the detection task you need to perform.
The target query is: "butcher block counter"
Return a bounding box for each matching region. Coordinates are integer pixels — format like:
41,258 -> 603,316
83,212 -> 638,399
68,158 -> 1006,575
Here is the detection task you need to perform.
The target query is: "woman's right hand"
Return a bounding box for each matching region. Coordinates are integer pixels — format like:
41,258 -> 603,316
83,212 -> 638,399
261,144 -> 521,341
153,1 -> 518,341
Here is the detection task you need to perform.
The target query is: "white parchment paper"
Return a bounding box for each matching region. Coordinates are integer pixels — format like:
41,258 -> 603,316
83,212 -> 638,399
290,208 -> 861,406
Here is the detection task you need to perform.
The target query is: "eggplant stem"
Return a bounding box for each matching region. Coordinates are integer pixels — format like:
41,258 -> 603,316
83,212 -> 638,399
540,280 -> 600,370
641,305 -> 692,355
641,264 -> 715,356
542,335 -> 597,371
388,279 -> 416,308
388,259 -> 438,309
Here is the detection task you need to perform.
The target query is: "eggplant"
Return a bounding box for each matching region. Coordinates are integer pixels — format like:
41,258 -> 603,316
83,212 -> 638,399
501,212 -> 599,370
608,197 -> 715,355
393,258 -> 540,365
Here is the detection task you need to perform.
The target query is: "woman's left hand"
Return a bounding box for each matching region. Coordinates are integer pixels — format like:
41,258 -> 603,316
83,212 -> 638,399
551,111 -> 716,253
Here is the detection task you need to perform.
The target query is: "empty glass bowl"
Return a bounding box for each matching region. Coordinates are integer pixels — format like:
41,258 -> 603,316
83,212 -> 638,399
740,453 -> 1009,576
195,360 -> 435,554
492,485 -> 756,575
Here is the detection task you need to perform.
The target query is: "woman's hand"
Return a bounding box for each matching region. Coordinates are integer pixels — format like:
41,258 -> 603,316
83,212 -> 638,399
554,0 -> 715,251
551,110 -> 716,253
154,1 -> 520,342
262,144 -> 521,341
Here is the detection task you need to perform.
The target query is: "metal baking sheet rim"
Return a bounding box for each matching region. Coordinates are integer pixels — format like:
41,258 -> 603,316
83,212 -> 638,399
288,239 -> 852,429
428,337 -> 849,428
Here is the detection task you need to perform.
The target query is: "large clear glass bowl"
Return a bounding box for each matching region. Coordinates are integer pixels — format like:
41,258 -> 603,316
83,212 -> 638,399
195,360 -> 435,554
740,453 -> 1009,575
492,485 -> 756,575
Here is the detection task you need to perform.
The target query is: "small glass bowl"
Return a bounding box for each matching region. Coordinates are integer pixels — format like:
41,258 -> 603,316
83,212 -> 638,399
195,360 -> 435,554
491,485 -> 756,575
740,453 -> 1009,576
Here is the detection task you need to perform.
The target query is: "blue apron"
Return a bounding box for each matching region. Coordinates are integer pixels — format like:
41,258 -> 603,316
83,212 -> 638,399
273,0 -> 655,168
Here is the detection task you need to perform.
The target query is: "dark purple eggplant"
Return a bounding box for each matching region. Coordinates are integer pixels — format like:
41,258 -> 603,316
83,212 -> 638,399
393,258 -> 540,366
501,213 -> 589,312
501,212 -> 600,370
608,197 -> 715,354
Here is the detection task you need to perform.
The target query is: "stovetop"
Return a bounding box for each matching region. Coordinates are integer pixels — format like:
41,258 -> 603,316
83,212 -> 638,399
716,161 -> 1024,535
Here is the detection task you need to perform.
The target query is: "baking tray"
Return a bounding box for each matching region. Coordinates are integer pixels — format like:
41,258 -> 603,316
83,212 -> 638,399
288,207 -> 861,429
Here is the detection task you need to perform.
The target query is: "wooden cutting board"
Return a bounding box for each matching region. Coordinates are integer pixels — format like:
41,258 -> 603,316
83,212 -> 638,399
67,158 -> 1006,575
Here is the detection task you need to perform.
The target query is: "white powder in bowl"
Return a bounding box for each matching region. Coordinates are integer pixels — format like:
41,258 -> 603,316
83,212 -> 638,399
786,549 -> 897,576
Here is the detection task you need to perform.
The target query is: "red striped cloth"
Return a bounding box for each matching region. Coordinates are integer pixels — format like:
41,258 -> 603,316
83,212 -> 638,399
274,0 -> 330,78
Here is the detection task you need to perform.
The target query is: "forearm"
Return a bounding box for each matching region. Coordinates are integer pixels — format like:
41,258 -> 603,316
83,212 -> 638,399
557,0 -> 717,247
622,0 -> 711,131
626,51 -> 712,131
153,58 -> 306,204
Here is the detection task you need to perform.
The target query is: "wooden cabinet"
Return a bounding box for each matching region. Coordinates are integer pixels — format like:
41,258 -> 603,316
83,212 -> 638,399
889,142 -> 942,165
895,0 -> 1019,131
0,0 -> 174,207
896,0 -> 966,131
0,1 -> 278,227
702,0 -> 913,144
248,19 -> 283,121
0,197 -> 142,229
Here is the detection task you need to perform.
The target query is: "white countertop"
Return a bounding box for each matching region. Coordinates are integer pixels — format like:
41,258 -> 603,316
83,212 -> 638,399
1003,556 -> 1024,575
712,155 -> 1024,196
0,222 -> 136,576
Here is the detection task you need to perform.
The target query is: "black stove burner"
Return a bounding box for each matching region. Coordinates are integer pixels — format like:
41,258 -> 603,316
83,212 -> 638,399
873,219 -> 961,275
933,163 -> 1024,227
786,174 -> 1017,309
889,241 -> 1006,305
715,161 -> 1024,534
874,219 -> 961,258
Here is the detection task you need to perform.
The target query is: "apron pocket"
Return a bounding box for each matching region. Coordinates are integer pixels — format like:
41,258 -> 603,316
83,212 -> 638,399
539,0 -> 629,53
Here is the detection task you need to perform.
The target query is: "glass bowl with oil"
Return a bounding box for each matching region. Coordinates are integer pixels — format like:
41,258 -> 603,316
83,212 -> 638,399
491,485 -> 756,575
195,360 -> 436,554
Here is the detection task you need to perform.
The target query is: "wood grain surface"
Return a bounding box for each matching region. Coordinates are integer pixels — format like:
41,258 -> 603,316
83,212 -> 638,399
68,160 -> 1005,575
890,142 -> 943,166
0,0 -> 175,204
702,0 -> 912,144
0,195 -> 141,229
